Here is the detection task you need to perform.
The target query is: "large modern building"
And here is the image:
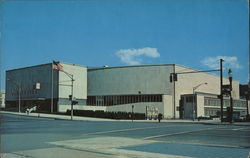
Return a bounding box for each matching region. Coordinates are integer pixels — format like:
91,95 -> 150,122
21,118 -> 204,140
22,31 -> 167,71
5,62 -> 250,119
86,64 -> 248,119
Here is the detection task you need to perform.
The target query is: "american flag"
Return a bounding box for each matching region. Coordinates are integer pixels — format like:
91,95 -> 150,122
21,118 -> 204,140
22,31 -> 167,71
53,61 -> 64,72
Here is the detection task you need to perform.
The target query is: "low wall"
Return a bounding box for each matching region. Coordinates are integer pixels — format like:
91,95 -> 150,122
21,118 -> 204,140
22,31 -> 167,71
58,102 -> 164,116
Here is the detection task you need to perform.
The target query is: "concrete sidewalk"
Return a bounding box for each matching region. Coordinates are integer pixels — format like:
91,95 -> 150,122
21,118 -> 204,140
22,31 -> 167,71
1,111 -> 250,126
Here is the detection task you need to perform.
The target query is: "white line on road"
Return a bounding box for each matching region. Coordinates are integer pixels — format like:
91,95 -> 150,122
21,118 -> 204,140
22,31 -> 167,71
215,128 -> 250,132
86,124 -> 194,135
231,127 -> 250,131
167,141 -> 247,149
143,126 -> 225,140
188,133 -> 250,138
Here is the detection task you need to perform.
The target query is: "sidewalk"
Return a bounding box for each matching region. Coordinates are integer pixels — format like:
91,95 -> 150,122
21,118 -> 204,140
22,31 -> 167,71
1,111 -> 250,126
0,111 -> 115,122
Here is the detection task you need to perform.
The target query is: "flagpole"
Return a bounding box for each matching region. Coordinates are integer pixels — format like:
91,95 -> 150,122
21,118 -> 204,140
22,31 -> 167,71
71,75 -> 74,120
51,62 -> 53,113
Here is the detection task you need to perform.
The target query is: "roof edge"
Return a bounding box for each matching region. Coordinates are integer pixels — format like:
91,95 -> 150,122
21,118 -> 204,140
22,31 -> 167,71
88,64 -> 175,70
6,61 -> 87,72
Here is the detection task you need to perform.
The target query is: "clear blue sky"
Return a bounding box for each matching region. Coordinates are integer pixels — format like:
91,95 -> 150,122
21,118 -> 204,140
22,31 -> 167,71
0,0 -> 249,90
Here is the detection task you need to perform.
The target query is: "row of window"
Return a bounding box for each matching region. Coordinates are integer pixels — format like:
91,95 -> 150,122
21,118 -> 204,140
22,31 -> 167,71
87,95 -> 163,106
204,97 -> 246,107
204,109 -> 218,116
205,108 -> 246,117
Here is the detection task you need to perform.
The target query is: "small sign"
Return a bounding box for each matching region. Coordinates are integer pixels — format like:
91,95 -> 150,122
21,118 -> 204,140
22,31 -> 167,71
35,83 -> 40,89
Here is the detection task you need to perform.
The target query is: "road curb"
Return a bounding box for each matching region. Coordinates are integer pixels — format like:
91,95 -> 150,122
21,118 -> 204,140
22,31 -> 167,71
1,111 -> 250,126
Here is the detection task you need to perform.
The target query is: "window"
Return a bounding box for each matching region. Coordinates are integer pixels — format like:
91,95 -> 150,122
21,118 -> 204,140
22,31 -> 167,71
87,94 -> 163,106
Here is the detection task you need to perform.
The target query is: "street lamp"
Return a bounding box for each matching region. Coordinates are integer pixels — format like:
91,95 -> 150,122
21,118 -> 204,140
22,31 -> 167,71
228,69 -> 233,123
132,105 -> 134,122
7,78 -> 21,113
193,82 -> 208,120
244,91 -> 249,118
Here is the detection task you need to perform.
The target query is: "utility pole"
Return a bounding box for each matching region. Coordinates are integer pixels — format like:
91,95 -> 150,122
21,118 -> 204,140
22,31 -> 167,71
246,93 -> 249,117
173,64 -> 176,119
51,62 -> 54,113
228,69 -> 233,123
18,87 -> 21,113
71,75 -> 74,120
132,105 -> 134,122
220,59 -> 224,122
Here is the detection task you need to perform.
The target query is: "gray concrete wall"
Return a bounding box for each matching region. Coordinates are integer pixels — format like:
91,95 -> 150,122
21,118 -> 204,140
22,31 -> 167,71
163,95 -> 173,118
57,63 -> 87,112
106,102 -> 164,115
88,65 -> 173,96
58,104 -> 93,112
5,64 -> 58,101
58,63 -> 87,99
196,95 -> 205,117
70,102 -> 164,117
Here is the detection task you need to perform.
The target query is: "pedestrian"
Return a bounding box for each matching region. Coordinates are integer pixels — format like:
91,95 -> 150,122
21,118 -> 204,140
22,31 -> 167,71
158,113 -> 163,123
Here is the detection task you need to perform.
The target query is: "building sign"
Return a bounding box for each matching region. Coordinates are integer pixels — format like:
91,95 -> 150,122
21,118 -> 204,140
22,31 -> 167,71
146,106 -> 159,120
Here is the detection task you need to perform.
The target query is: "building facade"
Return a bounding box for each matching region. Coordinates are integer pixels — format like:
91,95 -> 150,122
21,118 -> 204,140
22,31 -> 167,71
5,62 -> 249,119
5,62 -> 87,112
85,64 -> 248,119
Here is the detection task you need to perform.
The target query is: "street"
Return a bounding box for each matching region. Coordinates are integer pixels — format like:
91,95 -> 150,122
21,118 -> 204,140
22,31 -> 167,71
0,113 -> 250,158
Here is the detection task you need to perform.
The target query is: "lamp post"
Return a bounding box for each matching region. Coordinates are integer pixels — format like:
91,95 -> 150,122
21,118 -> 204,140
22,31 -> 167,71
228,69 -> 233,123
244,91 -> 249,118
193,82 -> 208,121
71,75 -> 74,121
7,78 -> 21,113
132,105 -> 134,122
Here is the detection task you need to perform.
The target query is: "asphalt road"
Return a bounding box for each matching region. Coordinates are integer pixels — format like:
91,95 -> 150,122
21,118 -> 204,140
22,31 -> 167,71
0,113 -> 250,158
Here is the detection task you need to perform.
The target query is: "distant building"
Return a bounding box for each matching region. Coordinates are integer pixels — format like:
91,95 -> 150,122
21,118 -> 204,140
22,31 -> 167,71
0,91 -> 5,108
5,62 -> 250,119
